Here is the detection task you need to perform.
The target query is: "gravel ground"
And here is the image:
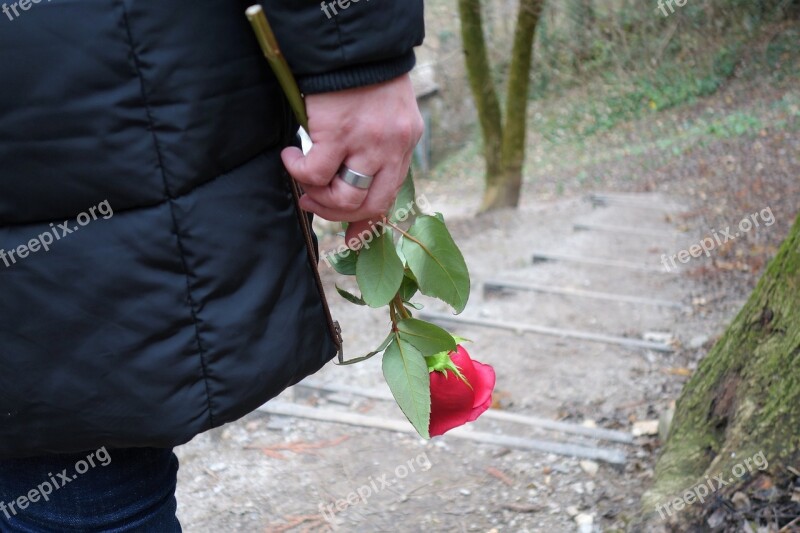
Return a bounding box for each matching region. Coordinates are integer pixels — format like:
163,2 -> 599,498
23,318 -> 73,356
174,189 -> 744,532
173,57 -> 799,533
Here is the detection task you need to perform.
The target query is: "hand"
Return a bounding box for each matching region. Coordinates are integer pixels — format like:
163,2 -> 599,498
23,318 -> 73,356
280,74 -> 424,246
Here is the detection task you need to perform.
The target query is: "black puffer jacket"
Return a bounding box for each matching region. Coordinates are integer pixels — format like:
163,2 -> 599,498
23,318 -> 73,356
0,0 -> 424,458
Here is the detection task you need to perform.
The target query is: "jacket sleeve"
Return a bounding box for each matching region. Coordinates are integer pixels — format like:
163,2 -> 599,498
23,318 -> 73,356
259,0 -> 424,94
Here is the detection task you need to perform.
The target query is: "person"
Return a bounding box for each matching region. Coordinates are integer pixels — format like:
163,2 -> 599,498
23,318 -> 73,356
0,0 -> 425,530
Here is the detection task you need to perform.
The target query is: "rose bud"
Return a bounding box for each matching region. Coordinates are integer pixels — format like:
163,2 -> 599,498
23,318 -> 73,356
427,345 -> 496,437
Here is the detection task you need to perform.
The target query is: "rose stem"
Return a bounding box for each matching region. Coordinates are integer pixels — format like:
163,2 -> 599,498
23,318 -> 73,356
245,5 -> 309,130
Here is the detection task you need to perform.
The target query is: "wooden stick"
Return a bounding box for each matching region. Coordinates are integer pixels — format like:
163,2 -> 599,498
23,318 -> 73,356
573,222 -> 674,239
588,194 -> 676,211
298,379 -> 634,444
258,401 -> 627,464
484,279 -> 689,311
531,251 -> 671,273
417,311 -> 675,352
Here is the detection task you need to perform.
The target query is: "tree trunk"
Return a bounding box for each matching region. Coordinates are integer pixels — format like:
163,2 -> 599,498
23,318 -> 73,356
640,214 -> 800,528
458,0 -> 543,213
457,0 -> 504,186
481,168 -> 523,210
491,0 -> 543,212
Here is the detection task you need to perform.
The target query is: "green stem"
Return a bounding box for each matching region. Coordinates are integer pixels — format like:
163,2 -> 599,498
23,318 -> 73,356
393,294 -> 412,320
335,351 -> 381,366
245,5 -> 309,130
384,220 -> 423,248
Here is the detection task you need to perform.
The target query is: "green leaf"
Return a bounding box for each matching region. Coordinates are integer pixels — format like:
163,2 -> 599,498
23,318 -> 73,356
399,271 -> 418,301
356,229 -> 405,307
389,169 -> 417,224
335,285 -> 366,306
401,216 -> 471,313
396,235 -> 406,265
337,333 -> 393,365
397,318 -> 457,357
327,249 -> 357,275
382,337 -> 431,439
433,212 -> 445,223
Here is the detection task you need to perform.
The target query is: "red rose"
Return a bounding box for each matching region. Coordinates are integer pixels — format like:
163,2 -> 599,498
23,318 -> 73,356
429,345 -> 496,437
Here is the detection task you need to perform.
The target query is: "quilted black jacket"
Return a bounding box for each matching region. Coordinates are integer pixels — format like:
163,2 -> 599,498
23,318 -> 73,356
0,0 -> 424,458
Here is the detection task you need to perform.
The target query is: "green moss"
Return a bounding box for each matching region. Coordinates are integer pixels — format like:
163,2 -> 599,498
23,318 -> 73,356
643,214 -> 800,522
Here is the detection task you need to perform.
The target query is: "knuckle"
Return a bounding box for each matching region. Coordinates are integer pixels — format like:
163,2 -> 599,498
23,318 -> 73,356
414,114 -> 425,141
296,172 -> 325,187
340,197 -> 365,211
367,124 -> 386,145
392,119 -> 415,146
393,109 -> 425,146
309,174 -> 332,187
339,116 -> 357,136
368,198 -> 394,216
334,187 -> 368,211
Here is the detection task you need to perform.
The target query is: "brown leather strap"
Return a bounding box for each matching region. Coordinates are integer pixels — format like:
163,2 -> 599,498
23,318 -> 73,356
286,173 -> 344,359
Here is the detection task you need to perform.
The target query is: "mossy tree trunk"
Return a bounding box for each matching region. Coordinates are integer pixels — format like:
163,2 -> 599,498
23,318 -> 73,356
458,0 -> 544,212
641,214 -> 800,527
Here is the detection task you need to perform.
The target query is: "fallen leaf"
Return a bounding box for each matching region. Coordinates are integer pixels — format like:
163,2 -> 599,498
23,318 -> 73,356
248,436 -> 349,460
486,467 -> 515,486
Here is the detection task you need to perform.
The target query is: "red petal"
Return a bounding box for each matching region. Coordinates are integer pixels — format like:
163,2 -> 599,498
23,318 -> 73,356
428,346 -> 496,437
469,360 -> 496,410
450,346 -> 478,383
466,393 -> 493,423
429,368 -> 474,437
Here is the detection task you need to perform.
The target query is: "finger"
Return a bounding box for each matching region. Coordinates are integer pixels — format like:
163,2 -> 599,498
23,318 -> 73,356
299,153 -> 381,213
300,178 -> 369,212
357,153 -> 410,217
298,195 -> 365,223
299,189 -> 388,224
281,142 -> 345,188
298,155 -> 406,222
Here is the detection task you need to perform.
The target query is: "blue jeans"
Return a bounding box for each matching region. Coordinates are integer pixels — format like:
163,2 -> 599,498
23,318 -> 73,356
0,448 -> 181,532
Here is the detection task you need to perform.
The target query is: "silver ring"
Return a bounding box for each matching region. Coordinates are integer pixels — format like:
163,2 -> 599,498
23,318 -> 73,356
338,165 -> 374,190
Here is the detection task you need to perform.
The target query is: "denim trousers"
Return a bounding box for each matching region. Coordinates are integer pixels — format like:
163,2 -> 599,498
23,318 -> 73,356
0,447 -> 181,532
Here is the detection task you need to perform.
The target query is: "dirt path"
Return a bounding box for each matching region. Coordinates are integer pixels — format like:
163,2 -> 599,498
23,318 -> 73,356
173,187 -> 728,532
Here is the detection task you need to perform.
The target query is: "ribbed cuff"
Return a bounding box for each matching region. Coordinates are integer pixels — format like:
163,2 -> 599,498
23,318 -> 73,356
297,50 -> 417,95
